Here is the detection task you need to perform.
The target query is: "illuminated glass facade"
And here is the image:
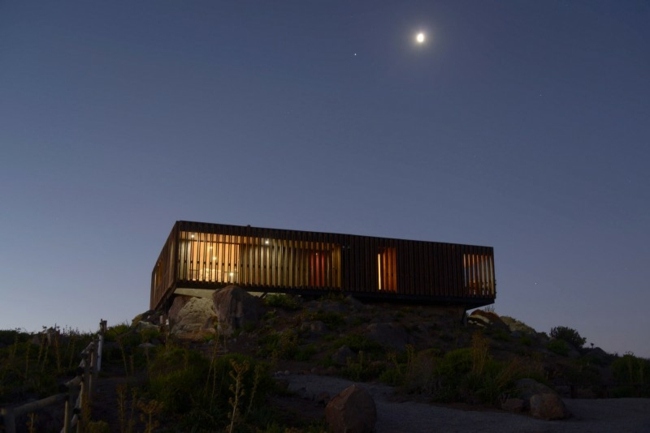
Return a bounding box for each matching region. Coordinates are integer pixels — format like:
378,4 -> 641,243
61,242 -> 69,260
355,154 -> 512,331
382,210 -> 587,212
151,221 -> 496,311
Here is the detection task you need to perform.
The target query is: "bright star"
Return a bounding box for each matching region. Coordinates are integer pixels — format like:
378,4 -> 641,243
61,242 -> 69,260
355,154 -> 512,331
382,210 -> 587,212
416,32 -> 425,44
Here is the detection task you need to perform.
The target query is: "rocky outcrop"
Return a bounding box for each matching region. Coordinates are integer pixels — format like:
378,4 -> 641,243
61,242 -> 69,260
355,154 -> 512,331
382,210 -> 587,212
325,384 -> 377,433
212,285 -> 266,336
132,310 -> 164,327
515,378 -> 571,420
332,345 -> 355,365
467,310 -> 509,331
365,323 -> 409,351
168,296 -> 216,338
500,316 -> 538,335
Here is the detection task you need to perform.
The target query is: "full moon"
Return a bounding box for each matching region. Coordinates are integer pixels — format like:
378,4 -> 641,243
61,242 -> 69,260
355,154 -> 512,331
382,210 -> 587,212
416,32 -> 425,43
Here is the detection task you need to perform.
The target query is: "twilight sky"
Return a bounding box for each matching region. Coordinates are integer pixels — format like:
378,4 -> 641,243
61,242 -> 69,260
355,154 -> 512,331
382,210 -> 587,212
1,1 -> 648,357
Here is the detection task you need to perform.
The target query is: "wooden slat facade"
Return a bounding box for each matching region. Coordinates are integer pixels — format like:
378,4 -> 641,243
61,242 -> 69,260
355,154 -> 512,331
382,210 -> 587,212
150,221 -> 496,311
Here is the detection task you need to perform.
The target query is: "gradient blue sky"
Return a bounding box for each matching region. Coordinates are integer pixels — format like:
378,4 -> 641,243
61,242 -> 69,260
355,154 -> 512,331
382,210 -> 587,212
1,1 -> 648,357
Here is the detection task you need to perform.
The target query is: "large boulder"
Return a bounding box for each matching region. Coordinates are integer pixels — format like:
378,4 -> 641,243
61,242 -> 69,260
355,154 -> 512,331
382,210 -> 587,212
365,323 -> 409,351
332,345 -> 355,366
515,378 -> 571,420
212,285 -> 266,336
325,384 -> 376,433
467,310 -> 509,331
500,316 -> 538,335
168,296 -> 216,338
132,310 -> 164,327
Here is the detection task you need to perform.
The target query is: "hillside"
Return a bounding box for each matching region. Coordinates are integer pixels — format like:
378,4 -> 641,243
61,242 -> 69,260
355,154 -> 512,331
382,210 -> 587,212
1,292 -> 649,432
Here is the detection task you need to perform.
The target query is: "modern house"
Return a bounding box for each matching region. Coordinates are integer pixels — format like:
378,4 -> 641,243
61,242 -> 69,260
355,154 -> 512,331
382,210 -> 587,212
150,221 -> 496,312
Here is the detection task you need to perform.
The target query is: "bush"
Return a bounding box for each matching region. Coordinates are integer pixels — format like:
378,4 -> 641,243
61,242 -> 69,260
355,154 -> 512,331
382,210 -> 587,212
147,346 -> 211,414
550,326 -> 586,349
392,334 -> 538,406
257,329 -> 300,360
147,348 -> 274,430
546,339 -> 570,356
334,334 -> 383,355
308,310 -> 346,330
264,294 -> 302,310
611,353 -> 650,397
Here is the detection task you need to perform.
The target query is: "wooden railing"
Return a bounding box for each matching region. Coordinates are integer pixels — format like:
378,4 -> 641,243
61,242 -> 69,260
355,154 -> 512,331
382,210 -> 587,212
1,320 -> 107,433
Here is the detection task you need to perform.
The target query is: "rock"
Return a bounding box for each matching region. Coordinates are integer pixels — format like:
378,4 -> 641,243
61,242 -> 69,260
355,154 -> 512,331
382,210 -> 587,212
315,391 -> 330,406
325,384 -> 376,433
365,323 -> 409,351
515,378 -> 571,420
500,316 -> 538,335
132,310 -> 164,327
212,285 -> 266,336
332,345 -> 355,365
168,296 -> 216,338
467,310 -> 509,331
135,321 -> 160,334
302,320 -> 327,335
501,398 -> 525,412
345,296 -> 366,311
583,347 -> 613,365
530,393 -> 570,420
501,397 -> 526,412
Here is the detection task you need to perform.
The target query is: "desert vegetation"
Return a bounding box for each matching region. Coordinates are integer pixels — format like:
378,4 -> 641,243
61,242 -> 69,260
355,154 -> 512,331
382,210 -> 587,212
1,295 -> 649,432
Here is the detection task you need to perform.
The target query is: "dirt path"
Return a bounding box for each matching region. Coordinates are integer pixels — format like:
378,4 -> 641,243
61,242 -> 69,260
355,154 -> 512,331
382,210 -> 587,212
286,373 -> 650,433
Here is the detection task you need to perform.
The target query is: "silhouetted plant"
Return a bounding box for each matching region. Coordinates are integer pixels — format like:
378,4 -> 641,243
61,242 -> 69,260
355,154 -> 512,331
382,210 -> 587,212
546,339 -> 570,356
550,326 -> 586,349
265,294 -> 302,310
611,353 -> 650,397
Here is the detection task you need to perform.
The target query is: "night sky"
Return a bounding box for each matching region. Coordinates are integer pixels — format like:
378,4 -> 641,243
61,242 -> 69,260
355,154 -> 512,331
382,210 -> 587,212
1,1 -> 648,357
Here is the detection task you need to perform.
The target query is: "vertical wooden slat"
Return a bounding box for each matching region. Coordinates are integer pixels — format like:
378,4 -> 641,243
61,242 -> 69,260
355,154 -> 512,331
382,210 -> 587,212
153,222 -> 495,309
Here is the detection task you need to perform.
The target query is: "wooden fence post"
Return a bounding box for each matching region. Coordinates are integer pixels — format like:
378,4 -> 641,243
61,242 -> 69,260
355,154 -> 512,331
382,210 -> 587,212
1,321 -> 107,433
97,319 -> 107,372
79,345 -> 92,433
90,345 -> 97,397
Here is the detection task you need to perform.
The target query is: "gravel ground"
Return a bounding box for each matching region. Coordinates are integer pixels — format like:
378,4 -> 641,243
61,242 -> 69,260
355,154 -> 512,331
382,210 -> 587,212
286,374 -> 650,433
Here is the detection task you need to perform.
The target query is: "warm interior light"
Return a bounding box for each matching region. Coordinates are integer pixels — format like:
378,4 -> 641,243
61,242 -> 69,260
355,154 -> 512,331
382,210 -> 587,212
377,254 -> 382,290
264,239 -> 269,245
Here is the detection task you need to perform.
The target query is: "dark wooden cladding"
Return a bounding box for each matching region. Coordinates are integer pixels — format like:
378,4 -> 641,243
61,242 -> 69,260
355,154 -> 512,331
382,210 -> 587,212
150,221 -> 496,311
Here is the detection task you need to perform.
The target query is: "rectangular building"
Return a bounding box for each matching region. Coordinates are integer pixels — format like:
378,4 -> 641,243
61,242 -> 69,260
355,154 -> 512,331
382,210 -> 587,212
151,221 -> 496,311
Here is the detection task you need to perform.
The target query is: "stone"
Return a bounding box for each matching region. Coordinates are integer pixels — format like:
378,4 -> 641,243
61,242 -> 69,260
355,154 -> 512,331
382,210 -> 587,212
365,323 -> 409,351
212,285 -> 266,336
500,316 -> 538,335
515,378 -> 571,420
315,391 -> 331,406
332,345 -> 355,365
325,384 -> 376,433
501,398 -> 525,412
168,296 -> 216,338
468,310 -> 509,331
301,320 -> 327,335
530,393 -> 570,420
135,321 -> 160,334
132,310 -> 164,327
345,296 -> 366,311
583,347 -> 613,366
